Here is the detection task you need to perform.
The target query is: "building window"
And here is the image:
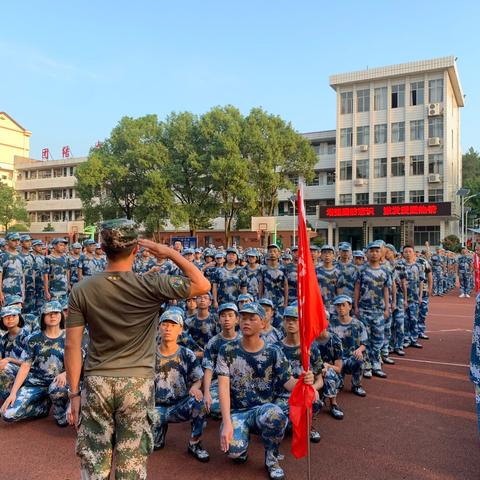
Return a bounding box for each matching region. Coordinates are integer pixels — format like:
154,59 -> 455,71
373,192 -> 387,204
391,191 -> 405,204
356,193 -> 369,205
327,143 -> 336,154
74,210 -> 84,221
391,84 -> 405,108
38,170 -> 51,179
410,81 -> 424,105
374,158 -> 387,178
428,154 -> 443,175
339,194 -> 352,205
70,167 -> 75,176
52,211 -> 63,222
374,124 -> 387,144
38,190 -> 52,201
306,171 -> 320,186
428,189 -> 444,202
29,212 -> 36,222
391,122 -> 405,142
29,171 -> 37,179
357,89 -> 370,112
356,159 -> 369,179
410,155 -> 424,175
288,174 -> 299,186
340,161 -> 352,180
414,225 -> 440,245
341,92 -> 353,114
410,120 -> 424,141
374,87 -> 387,111
391,156 -> 405,177
326,171 -> 335,185
356,126 -> 369,146
53,190 -> 63,200
340,128 -> 353,147
410,190 -> 425,203
305,200 -> 317,215
429,79 -> 444,103
38,211 -> 51,222
428,116 -> 443,138
53,168 -> 63,178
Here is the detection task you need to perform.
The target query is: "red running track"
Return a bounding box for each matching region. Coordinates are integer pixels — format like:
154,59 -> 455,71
1,292 -> 479,480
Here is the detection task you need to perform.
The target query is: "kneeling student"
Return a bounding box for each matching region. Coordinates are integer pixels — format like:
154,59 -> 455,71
153,309 -> 209,462
217,302 -> 314,480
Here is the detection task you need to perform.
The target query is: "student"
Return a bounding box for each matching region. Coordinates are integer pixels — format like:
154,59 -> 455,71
217,302 -> 314,480
185,293 -> 218,350
315,245 -> 343,315
0,232 -> 25,305
152,309 -> 209,462
77,239 -> 98,282
43,238 -> 69,306
67,242 -> 82,288
32,239 -> 46,312
133,247 -> 158,275
185,296 -> 198,321
458,247 -> 473,298
237,293 -> 254,311
352,250 -> 365,267
336,243 -> 357,300
20,235 -> 36,315
258,298 -> 284,343
283,246 -> 298,304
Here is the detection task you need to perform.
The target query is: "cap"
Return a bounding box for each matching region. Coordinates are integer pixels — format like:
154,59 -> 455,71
83,239 -> 96,246
218,303 -> 239,314
0,238 -> 5,247
99,218 -> 138,249
352,250 -> 365,258
159,309 -> 184,327
267,243 -> 280,250
41,301 -> 63,315
320,244 -> 335,252
51,238 -> 68,245
226,247 -> 239,256
183,248 -> 195,255
291,246 -> 298,252
32,239 -> 44,247
385,244 -> 397,253
367,240 -> 383,250
338,242 -> 351,251
1,305 -> 22,317
282,254 -> 293,260
4,294 -> 23,306
283,305 -> 299,318
5,233 -> 20,241
258,298 -> 274,309
194,248 -> 202,254
71,242 -> 82,249
333,294 -> 353,305
20,234 -> 32,242
309,245 -> 319,251
215,252 -> 226,259
246,248 -> 259,257
237,293 -> 254,302
239,302 -> 266,320
95,243 -> 102,249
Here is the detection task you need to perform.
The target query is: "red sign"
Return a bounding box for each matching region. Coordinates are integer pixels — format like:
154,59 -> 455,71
62,146 -> 71,158
320,202 -> 451,219
41,148 -> 50,160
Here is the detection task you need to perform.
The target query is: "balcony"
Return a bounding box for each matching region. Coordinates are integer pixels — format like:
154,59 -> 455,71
314,153 -> 335,170
26,198 -> 83,211
15,176 -> 77,190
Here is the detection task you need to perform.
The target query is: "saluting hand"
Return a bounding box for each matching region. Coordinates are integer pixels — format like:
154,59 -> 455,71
138,239 -> 172,260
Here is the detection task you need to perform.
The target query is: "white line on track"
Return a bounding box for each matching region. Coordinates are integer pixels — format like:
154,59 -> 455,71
394,357 -> 469,368
426,328 -> 472,333
428,313 -> 473,318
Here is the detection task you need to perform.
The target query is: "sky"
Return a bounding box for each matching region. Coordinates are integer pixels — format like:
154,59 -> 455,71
1,0 -> 479,159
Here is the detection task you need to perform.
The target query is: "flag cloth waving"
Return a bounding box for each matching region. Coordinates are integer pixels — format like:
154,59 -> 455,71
288,184 -> 329,459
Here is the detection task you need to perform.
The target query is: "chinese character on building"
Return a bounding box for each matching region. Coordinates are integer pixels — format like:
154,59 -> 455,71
62,146 -> 71,158
41,148 -> 50,160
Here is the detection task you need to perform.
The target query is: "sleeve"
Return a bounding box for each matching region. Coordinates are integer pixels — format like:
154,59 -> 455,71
66,287 -> 86,328
215,345 -> 230,377
239,268 -> 248,288
146,273 -> 192,301
19,336 -> 35,364
310,344 -> 324,376
186,349 -> 204,384
202,338 -> 215,370
274,348 -> 292,386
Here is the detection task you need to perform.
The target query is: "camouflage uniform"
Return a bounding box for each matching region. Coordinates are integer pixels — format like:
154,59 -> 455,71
402,260 -> 425,345
283,262 -> 298,304
471,293 -> 480,433
260,326 -> 284,345
430,253 -> 443,295
78,253 -> 102,278
33,253 -> 46,312
381,262 -> 395,358
315,333 -> 344,397
391,260 -> 407,351
133,256 -> 157,275
214,266 -> 248,304
244,264 -> 262,300
43,254 -> 69,305
68,255 -> 81,286
184,313 -> 219,349
0,325 -> 28,400
259,265 -> 287,313
458,254 -> 473,296
20,251 -> 36,314
336,262 -> 357,300
417,257 -> 432,337
315,265 -> 343,314
1,251 -> 25,297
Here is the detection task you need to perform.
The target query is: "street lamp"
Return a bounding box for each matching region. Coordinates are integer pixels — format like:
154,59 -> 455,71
456,188 -> 470,245
289,195 -> 296,247
465,207 -> 472,247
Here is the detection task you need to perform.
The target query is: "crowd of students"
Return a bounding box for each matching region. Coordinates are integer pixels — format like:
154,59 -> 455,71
0,232 -> 474,480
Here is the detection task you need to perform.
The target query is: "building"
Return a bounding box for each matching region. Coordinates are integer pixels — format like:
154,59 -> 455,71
13,155 -> 87,237
0,112 -> 31,187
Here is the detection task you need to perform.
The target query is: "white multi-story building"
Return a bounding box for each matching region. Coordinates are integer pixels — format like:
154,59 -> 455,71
14,155 -> 87,235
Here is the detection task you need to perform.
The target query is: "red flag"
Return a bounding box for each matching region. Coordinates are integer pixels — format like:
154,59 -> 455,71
289,185 -> 329,459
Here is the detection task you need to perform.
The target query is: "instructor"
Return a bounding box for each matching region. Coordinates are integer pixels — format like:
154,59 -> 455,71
65,219 -> 210,479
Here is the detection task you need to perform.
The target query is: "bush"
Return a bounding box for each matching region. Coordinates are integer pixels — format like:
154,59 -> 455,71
42,223 -> 55,232
442,234 -> 461,253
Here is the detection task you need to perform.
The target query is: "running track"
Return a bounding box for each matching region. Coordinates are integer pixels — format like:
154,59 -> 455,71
1,292 -> 478,480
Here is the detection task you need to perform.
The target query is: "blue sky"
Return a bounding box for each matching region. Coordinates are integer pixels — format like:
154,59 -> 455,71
1,0 -> 479,158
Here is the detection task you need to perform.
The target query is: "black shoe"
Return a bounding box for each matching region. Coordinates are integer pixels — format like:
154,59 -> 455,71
394,349 -> 405,356
154,424 -> 168,450
372,369 -> 387,378
188,441 -> 210,462
410,342 -> 423,349
232,451 -> 248,464
310,428 -> 321,443
330,404 -> 344,420
352,386 -> 367,397
382,356 -> 395,365
418,333 -> 429,340
265,451 -> 285,480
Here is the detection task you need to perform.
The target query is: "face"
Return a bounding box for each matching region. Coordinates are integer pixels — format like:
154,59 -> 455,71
226,253 -> 237,264
186,297 -> 198,310
8,239 -> 20,249
219,310 -> 238,330
159,320 -> 182,341
54,243 -> 67,254
283,316 -> 299,335
354,257 -> 364,266
2,314 -> 20,330
215,257 -> 225,266
141,249 -> 150,258
184,253 -> 194,262
335,301 -> 351,317
95,248 -> 103,255
247,255 -> 257,264
368,247 -> 381,262
73,247 -> 81,255
44,311 -> 62,327
311,250 -> 320,262
385,249 -> 394,261
267,247 -> 280,260
239,312 -> 265,337
196,294 -> 211,309
22,240 -> 32,250
403,247 -> 415,261
340,250 -> 350,261
321,250 -> 334,262
262,305 -> 273,322
86,244 -> 95,253
174,241 -> 183,252
33,245 -> 43,254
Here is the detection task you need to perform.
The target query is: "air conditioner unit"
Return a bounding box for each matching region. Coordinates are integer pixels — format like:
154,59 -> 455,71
428,137 -> 441,146
354,179 -> 366,186
428,173 -> 441,183
428,103 -> 443,116
359,144 -> 368,152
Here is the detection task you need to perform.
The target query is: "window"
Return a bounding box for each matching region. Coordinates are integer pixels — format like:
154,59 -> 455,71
339,194 -> 352,205
70,167 -> 75,176
288,174 -> 299,186
414,225 -> 440,245
357,89 -> 370,112
428,154 -> 443,175
428,117 -> 443,138
391,122 -> 405,142
410,190 -> 425,203
341,91 -> 353,114
53,169 -> 63,178
374,87 -> 387,110
305,200 -> 318,215
391,84 -> 405,108
356,126 -> 369,146
391,191 -> 405,204
38,190 -> 52,200
428,189 -> 444,202
29,171 -> 37,179
306,171 -> 320,186
374,158 -> 387,178
327,143 -> 336,154
429,79 -> 444,103
410,81 -> 424,105
410,155 -> 424,175
374,124 -> 387,144
340,128 -> 353,147
356,159 -> 369,179
410,120 -> 424,141
373,192 -> 387,204
52,211 -> 63,222
356,193 -> 369,205
391,156 -> 405,176
38,211 -> 51,222
326,171 -> 335,185
53,189 -> 63,200
340,161 -> 352,180
74,210 -> 84,221
29,212 -> 36,222
38,169 -> 51,179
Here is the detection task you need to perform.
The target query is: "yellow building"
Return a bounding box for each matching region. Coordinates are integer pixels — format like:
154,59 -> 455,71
0,112 -> 31,187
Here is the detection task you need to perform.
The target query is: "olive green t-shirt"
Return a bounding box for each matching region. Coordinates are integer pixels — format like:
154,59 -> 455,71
67,271 -> 191,378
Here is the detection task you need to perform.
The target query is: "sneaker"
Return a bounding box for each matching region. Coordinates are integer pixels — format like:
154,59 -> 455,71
418,333 -> 429,340
232,451 -> 248,464
410,342 -> 423,349
403,341 -> 411,348
363,369 -> 372,379
372,369 -> 387,379
330,404 -> 344,420
265,451 -> 285,480
154,424 -> 168,450
466,294 -> 471,298
382,356 -> 395,365
459,293 -> 465,298
351,385 -> 367,397
188,441 -> 210,463
310,428 -> 321,443
394,349 -> 406,357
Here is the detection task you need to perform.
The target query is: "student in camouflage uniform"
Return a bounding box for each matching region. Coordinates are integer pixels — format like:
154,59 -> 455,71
133,247 -> 157,275
67,242 -> 82,288
259,244 -> 288,317
217,301 -> 314,480
458,247 -> 473,298
185,293 -> 218,350
152,309 -> 209,461
43,238 -> 69,306
1,301 -> 69,425
316,245 -> 343,315
244,249 -> 262,300
77,239 -> 98,282
389,251 -> 408,356
283,246 -> 298,304
336,243 -> 357,300
65,219 -> 210,480
417,253 -> 432,341
381,244 -> 397,365
353,250 -> 365,267
430,248 -> 444,296
237,292 -> 254,310
259,297 -> 284,341
20,235 -> 36,314
0,232 -> 25,305
31,240 -> 46,312
94,244 -> 107,271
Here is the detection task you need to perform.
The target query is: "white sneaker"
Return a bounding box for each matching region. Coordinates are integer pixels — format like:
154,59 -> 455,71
459,293 -> 465,298
466,294 -> 470,298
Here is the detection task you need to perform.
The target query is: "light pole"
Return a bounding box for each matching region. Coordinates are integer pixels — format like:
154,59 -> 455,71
289,195 -> 296,247
465,207 -> 471,247
456,188 -> 470,245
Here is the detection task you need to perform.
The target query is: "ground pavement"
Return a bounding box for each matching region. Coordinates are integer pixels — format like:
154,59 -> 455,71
0,292 -> 478,480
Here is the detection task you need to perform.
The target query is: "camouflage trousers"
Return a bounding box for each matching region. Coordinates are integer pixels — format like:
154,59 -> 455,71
382,312 -> 393,356
341,356 -> 365,387
2,380 -> 68,424
154,395 -> 207,446
208,380 -> 221,418
322,367 -> 342,398
0,363 -> 19,400
23,288 -> 36,314
77,376 -> 155,480
433,270 -> 443,295
224,403 -> 288,458
459,273 -> 471,295
404,301 -> 419,344
359,310 -> 384,371
35,289 -> 45,313
418,292 -> 429,335
391,301 -> 405,350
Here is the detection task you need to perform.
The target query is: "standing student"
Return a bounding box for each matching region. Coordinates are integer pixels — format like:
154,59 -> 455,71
0,233 -> 25,305
43,238 -> 69,306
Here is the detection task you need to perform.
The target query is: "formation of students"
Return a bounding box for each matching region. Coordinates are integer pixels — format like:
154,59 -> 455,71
0,232 -> 475,480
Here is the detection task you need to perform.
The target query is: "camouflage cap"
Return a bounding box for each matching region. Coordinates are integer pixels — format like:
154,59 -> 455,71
99,218 -> 138,249
41,301 -> 63,315
1,305 -> 22,318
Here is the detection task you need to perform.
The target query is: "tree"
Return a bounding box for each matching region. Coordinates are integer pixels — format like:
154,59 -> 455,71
462,147 -> 480,220
0,182 -> 30,232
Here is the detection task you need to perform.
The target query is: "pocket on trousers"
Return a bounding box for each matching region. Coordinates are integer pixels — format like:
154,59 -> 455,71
139,410 -> 155,456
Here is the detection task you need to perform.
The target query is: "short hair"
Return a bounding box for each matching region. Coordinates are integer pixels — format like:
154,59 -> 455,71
41,311 -> 65,331
402,244 -> 414,251
0,313 -> 25,331
102,244 -> 136,261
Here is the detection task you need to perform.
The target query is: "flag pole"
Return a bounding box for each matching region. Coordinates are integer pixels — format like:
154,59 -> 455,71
306,406 -> 311,480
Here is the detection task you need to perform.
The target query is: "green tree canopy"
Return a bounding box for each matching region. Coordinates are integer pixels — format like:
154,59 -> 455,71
462,147 -> 480,222
0,182 -> 30,232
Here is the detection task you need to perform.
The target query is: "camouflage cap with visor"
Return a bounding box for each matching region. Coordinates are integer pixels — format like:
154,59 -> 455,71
99,218 -> 139,249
